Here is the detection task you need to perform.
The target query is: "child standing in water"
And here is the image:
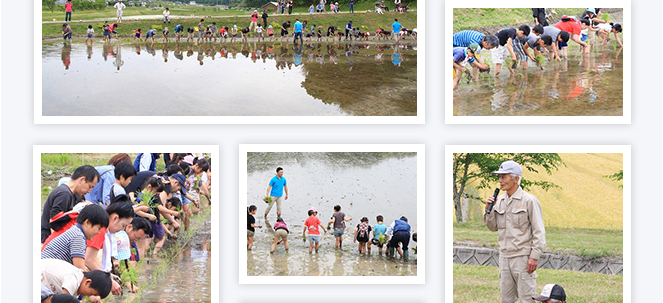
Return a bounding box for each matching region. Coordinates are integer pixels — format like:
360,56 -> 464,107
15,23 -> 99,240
354,217 -> 372,254
303,207 -> 326,253
327,205 -> 352,249
371,215 -> 388,255
247,205 -> 262,250
270,217 -> 290,253
86,25 -> 94,44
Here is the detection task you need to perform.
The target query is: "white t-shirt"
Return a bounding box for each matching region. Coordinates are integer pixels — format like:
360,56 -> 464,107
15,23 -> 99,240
87,28 -> 94,34
114,2 -> 126,11
163,10 -> 170,17
139,153 -> 153,172
597,23 -> 613,31
100,230 -> 115,272
41,259 -> 84,296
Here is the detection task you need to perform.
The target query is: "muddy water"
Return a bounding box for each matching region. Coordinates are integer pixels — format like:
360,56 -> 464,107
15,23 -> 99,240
42,41 -> 417,116
453,42 -> 624,116
112,221 -> 212,302
246,152 -> 418,276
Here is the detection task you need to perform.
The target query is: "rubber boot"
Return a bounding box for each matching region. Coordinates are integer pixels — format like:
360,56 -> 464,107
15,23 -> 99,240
403,249 -> 409,259
388,247 -> 395,257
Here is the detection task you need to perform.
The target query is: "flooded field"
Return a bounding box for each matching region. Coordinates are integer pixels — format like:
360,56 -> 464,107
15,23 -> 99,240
246,152 -> 418,276
112,216 -> 211,302
42,41 -> 417,116
454,41 -> 624,116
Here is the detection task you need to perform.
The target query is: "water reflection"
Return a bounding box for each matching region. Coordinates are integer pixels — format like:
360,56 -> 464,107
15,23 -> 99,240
42,40 -> 416,116
454,44 -> 624,116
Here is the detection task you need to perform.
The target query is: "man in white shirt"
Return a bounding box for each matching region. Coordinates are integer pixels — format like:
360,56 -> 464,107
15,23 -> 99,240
114,0 -> 126,23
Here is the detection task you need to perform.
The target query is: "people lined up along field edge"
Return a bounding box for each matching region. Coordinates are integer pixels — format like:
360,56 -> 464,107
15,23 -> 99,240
40,153 -> 211,303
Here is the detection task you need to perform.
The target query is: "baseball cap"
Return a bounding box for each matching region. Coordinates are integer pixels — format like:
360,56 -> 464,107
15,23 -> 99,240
468,43 -> 480,54
491,160 -> 522,176
171,173 -> 187,195
309,207 -> 318,213
533,284 -> 566,301
400,216 -> 408,222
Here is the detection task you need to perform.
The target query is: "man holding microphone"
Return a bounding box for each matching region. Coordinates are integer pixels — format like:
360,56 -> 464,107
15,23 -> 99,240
484,160 -> 546,303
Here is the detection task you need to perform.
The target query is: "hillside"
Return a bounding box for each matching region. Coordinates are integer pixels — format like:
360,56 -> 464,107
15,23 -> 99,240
460,153 -> 623,229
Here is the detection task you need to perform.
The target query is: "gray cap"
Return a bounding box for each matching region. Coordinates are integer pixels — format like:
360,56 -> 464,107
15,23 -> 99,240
491,160 -> 522,176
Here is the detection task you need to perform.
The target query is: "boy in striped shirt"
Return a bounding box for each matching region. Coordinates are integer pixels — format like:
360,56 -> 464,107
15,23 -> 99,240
453,30 -> 499,78
41,204 -> 109,270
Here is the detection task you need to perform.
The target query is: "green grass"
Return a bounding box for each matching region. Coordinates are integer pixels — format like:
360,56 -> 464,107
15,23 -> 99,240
453,8 -> 593,32
454,222 -> 623,257
42,2 -> 410,21
41,153 -> 114,173
43,9 -> 416,39
454,264 -> 623,302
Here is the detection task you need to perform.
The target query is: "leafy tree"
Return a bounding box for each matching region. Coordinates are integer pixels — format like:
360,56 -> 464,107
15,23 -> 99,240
43,0 -> 56,12
452,153 -> 564,223
604,170 -> 623,188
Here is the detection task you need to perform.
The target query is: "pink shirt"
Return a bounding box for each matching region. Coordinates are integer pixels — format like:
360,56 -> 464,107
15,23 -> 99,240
252,13 -> 258,22
304,217 -> 321,235
65,2 -> 73,12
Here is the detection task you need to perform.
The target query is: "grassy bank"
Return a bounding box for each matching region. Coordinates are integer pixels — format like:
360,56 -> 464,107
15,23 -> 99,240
454,222 -> 623,258
456,153 -> 623,229
453,8 -> 625,33
454,264 -> 623,302
43,7 -> 416,39
43,2 -> 411,21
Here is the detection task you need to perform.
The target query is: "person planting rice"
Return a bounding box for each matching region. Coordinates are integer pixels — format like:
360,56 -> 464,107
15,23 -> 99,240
453,43 -> 489,90
386,215 -> 411,258
247,205 -> 262,250
270,218 -> 290,253
453,30 -> 499,76
531,25 -> 569,63
371,215 -> 388,255
518,30 -> 554,69
492,25 -> 531,75
554,17 -> 590,56
353,217 -> 372,254
596,22 -> 623,47
328,204 -> 352,249
265,167 -> 288,218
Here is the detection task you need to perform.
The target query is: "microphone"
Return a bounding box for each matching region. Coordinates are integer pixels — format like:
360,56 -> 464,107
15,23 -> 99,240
486,188 -> 500,214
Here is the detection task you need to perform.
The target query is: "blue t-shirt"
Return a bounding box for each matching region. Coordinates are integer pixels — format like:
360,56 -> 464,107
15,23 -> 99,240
392,54 -> 402,66
269,175 -> 287,197
84,165 -> 116,206
453,47 -> 475,64
392,21 -> 403,34
373,223 -> 387,239
452,30 -> 485,48
294,21 -> 303,33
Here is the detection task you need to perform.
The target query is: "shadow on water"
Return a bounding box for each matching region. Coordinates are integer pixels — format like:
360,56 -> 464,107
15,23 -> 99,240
247,152 -> 418,276
453,42 -> 624,116
42,40 -> 417,116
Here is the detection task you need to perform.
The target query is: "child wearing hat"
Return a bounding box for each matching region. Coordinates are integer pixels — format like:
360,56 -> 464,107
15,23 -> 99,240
533,284 -> 566,303
303,207 -> 326,253
452,43 -> 487,90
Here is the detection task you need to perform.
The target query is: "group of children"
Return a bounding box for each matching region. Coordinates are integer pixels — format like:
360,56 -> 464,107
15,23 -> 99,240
68,17 -> 414,46
248,204 -> 416,258
40,153 -> 212,303
452,8 -> 623,90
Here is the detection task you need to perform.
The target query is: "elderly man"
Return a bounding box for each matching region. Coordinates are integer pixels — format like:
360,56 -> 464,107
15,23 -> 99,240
484,160 -> 546,303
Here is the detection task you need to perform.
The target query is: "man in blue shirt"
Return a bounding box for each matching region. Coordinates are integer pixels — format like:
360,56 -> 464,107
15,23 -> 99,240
392,18 -> 403,43
293,19 -> 303,44
265,167 -> 288,218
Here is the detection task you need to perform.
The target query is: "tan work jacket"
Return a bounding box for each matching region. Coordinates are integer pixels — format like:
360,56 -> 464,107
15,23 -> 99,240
484,187 -> 546,260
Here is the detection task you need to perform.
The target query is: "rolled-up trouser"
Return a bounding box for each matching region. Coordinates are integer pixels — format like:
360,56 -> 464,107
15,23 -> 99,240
499,255 -> 537,303
264,196 -> 283,214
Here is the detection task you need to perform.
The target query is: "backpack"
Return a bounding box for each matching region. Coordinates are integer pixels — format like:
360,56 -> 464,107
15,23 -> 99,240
357,222 -> 369,239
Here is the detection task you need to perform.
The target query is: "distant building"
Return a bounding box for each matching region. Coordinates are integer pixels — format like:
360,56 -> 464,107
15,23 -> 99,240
261,1 -> 278,12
